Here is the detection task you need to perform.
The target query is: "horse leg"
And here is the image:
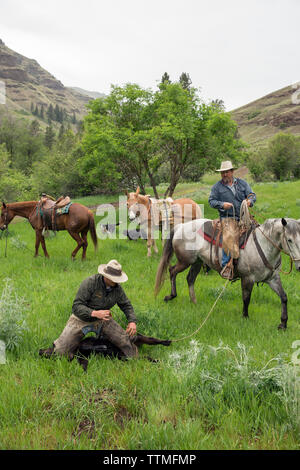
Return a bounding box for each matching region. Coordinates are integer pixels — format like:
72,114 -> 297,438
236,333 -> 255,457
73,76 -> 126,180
266,274 -> 288,329
40,234 -> 50,258
80,230 -> 88,260
67,230 -> 84,260
146,219 -> 154,257
152,238 -> 159,254
133,333 -> 171,347
186,259 -> 203,304
164,261 -> 190,302
35,230 -> 49,258
241,277 -> 254,318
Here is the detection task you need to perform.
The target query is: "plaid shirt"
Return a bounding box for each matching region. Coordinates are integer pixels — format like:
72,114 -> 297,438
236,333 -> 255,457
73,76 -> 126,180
72,274 -> 137,323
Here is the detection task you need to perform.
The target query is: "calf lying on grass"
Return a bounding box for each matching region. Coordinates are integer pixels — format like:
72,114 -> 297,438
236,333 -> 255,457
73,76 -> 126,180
39,332 -> 171,371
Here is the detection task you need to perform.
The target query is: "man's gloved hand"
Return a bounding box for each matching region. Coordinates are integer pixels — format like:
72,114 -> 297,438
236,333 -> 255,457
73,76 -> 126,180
126,322 -> 137,337
223,202 -> 233,210
91,310 -> 112,321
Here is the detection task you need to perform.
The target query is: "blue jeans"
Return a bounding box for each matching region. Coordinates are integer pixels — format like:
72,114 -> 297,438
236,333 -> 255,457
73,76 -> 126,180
222,250 -> 231,268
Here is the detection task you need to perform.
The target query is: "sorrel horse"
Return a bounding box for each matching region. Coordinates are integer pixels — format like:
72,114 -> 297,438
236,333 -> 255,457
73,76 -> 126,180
155,217 -> 300,329
0,200 -> 98,259
126,187 -> 202,257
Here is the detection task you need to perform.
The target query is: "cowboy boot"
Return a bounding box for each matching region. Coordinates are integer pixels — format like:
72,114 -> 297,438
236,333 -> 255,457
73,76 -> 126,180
101,319 -> 138,358
220,258 -> 234,280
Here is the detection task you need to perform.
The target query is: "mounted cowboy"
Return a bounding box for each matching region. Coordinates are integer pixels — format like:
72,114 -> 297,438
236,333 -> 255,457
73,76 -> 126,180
40,260 -> 138,359
208,161 -> 256,279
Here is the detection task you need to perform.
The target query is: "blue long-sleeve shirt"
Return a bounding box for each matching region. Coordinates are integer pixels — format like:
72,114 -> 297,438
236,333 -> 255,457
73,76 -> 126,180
208,178 -> 256,220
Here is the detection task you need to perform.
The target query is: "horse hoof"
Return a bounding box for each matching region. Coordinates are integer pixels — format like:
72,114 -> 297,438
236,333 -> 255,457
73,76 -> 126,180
164,295 -> 175,302
277,323 -> 287,330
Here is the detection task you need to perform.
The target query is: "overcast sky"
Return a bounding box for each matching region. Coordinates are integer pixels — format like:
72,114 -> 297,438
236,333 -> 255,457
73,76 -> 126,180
0,0 -> 299,110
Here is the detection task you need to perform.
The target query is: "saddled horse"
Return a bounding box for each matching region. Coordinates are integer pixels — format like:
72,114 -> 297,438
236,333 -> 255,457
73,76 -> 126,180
0,200 -> 98,259
126,187 -> 202,257
155,217 -> 300,329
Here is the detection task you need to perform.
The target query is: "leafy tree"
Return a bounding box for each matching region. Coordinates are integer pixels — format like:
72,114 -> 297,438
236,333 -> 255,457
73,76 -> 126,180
81,82 -> 246,197
161,72 -> 171,85
0,144 -> 32,201
248,150 -> 270,182
31,130 -> 83,197
266,133 -> 298,180
44,124 -> 56,150
210,99 -> 225,111
47,104 -> 54,122
81,84 -> 155,195
179,72 -> 192,90
0,117 -> 45,174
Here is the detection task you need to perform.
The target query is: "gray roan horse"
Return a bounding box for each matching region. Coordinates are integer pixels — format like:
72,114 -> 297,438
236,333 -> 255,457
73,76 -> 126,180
155,217 -> 300,329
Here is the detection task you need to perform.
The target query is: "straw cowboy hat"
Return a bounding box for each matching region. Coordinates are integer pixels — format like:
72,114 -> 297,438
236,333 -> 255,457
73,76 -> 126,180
216,160 -> 236,172
98,259 -> 128,283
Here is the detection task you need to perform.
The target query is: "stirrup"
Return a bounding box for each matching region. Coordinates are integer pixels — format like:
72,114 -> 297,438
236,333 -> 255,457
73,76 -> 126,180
220,264 -> 234,280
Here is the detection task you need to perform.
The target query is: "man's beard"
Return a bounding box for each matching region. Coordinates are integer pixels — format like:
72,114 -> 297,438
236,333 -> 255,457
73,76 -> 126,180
222,176 -> 233,185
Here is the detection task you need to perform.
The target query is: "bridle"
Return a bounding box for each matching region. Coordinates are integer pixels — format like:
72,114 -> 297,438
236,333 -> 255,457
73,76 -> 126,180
1,207 -> 9,230
127,197 -> 150,223
257,225 -> 300,274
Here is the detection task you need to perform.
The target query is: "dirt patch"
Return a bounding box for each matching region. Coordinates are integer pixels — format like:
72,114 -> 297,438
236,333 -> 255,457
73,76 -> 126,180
114,405 -> 133,427
89,388 -> 116,407
73,419 -> 96,439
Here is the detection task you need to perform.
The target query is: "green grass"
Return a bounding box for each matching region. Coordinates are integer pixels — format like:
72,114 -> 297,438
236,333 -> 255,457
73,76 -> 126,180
0,181 -> 300,449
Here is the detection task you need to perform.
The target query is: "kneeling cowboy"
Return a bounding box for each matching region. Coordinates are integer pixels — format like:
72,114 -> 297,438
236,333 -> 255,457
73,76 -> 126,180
208,161 -> 256,279
43,260 -> 138,358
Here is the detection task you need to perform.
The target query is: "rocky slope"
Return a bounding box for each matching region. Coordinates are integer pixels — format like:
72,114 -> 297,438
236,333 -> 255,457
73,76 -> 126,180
231,83 -> 300,147
0,39 -> 93,123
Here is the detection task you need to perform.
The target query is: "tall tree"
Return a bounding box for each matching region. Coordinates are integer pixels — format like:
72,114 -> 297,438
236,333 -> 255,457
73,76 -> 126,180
179,72 -> 192,90
161,72 -> 171,85
44,124 -> 55,150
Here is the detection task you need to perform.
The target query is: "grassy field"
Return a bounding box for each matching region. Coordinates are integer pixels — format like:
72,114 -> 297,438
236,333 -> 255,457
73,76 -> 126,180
0,179 -> 300,450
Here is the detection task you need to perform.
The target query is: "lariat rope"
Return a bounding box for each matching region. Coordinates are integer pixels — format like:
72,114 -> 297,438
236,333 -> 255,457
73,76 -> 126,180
171,280 -> 230,343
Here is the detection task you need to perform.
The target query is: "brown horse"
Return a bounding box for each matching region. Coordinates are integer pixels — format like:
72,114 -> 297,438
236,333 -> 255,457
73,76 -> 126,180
126,187 -> 202,257
0,200 -> 98,259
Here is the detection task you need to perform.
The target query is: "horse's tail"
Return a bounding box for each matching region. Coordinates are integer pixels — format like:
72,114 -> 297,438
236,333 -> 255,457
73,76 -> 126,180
154,229 -> 175,297
88,211 -> 98,251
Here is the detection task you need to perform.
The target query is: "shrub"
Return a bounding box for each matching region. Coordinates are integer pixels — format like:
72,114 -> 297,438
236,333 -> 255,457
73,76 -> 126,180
0,279 -> 28,350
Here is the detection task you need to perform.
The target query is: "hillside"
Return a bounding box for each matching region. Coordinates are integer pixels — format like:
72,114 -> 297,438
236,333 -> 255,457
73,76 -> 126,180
231,83 -> 300,147
0,39 -> 94,125
68,87 -> 106,100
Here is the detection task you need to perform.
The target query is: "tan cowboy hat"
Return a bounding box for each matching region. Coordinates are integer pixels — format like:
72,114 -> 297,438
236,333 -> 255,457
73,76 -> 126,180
216,160 -> 236,172
98,259 -> 128,283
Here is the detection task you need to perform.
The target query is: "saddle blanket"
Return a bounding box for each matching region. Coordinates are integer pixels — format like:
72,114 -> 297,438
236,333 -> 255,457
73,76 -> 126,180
149,197 -> 173,225
197,220 -> 252,250
55,202 -> 73,215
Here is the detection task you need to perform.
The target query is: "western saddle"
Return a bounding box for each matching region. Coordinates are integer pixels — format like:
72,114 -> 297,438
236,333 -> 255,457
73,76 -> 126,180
38,193 -> 71,232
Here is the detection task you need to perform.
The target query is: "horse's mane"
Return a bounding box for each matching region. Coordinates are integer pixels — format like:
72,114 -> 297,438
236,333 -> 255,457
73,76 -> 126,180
260,217 -> 300,237
6,201 -> 38,208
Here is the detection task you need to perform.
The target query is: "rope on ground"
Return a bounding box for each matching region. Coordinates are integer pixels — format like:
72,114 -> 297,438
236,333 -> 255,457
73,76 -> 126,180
171,279 -> 230,343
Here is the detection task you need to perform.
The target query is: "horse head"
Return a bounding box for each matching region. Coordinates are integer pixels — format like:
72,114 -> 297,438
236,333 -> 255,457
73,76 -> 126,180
281,218 -> 300,271
0,202 -> 10,230
126,187 -> 149,222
